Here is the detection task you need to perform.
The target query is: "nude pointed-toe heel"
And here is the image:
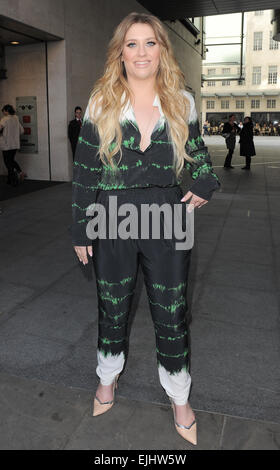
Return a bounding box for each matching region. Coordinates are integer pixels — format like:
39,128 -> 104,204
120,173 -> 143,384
93,374 -> 119,417
170,399 -> 197,446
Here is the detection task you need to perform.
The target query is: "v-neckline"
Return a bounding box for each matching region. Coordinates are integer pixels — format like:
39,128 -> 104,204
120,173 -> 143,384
132,110 -> 162,153
128,116 -> 166,153
130,94 -> 157,143
139,119 -> 160,152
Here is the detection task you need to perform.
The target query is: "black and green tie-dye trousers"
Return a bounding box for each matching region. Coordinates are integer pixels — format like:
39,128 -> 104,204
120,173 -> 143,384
91,186 -> 192,405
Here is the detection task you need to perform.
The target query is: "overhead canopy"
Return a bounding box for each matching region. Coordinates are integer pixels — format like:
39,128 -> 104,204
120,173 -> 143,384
137,0 -> 280,20
0,14 -> 62,46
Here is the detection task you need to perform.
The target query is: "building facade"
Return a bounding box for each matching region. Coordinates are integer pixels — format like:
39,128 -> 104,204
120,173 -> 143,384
201,10 -> 280,127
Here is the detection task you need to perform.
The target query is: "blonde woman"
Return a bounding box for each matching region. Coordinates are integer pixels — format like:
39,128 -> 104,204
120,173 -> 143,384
71,12 -> 220,446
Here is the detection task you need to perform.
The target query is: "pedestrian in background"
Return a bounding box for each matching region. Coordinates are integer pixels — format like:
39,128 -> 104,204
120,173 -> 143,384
222,114 -> 240,168
68,106 -> 83,160
218,122 -> 224,135
202,120 -> 210,136
0,104 -> 26,186
239,116 -> 256,171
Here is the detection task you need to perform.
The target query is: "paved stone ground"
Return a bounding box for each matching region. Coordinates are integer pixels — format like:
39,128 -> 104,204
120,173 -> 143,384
0,136 -> 279,450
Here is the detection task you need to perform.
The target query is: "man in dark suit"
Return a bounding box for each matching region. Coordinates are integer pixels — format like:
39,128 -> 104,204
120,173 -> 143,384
222,114 -> 240,169
68,106 -> 83,160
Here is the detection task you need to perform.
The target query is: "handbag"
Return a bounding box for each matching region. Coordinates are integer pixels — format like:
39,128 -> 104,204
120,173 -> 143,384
222,133 -> 230,139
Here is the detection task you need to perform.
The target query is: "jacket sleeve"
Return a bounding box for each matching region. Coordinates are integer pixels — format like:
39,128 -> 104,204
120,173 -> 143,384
70,104 -> 102,246
19,120 -> 24,135
68,121 -> 72,141
183,91 -> 221,201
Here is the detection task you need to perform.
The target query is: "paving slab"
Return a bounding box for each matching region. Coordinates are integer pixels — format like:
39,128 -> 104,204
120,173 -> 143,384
0,372 -> 90,450
206,259 -> 275,292
221,415 -> 280,450
0,372 -> 279,450
191,283 -> 279,330
0,281 -> 35,316
213,242 -> 273,266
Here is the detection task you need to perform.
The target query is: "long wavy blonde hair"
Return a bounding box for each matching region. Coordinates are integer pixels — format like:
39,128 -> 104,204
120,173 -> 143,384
88,12 -> 194,177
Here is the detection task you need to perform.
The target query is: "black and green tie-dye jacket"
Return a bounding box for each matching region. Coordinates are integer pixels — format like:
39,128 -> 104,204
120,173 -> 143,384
71,90 -> 220,245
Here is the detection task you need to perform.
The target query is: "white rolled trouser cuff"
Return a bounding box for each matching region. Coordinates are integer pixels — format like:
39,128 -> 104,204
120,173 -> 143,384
96,350 -> 125,385
96,351 -> 191,404
158,364 -> 192,405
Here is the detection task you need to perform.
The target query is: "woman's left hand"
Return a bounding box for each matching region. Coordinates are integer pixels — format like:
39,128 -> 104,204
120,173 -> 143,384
181,191 -> 208,212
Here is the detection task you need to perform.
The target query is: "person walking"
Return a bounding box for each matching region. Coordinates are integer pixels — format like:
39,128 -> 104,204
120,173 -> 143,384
0,104 -> 26,185
239,116 -> 256,170
202,120 -> 210,136
222,114 -> 240,169
255,122 -> 260,136
68,106 -> 83,160
71,12 -> 220,446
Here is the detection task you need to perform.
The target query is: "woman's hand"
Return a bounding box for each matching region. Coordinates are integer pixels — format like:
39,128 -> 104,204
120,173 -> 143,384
181,191 -> 208,212
74,245 -> 93,265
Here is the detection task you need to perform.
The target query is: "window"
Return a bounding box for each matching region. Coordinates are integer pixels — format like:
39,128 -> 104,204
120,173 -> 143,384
236,100 -> 244,109
207,69 -> 216,76
238,66 -> 245,85
221,100 -> 229,109
268,66 -> 277,84
187,17 -> 200,30
253,32 -> 263,50
267,99 -> 276,108
222,80 -> 230,86
207,81 -> 216,86
237,66 -> 245,76
206,100 -> 215,109
251,99 -> 260,109
222,68 -> 230,74
270,31 -> 279,50
252,66 -> 261,85
255,11 -> 264,16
